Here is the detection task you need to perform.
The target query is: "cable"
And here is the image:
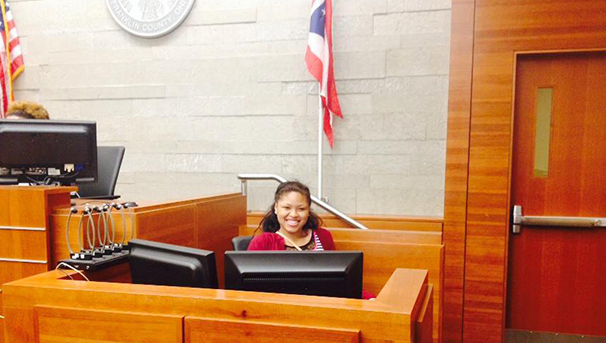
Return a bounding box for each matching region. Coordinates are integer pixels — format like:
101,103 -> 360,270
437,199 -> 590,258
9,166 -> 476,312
108,203 -> 117,245
55,267 -> 74,280
55,262 -> 90,282
96,206 -> 108,248
85,207 -> 96,250
24,174 -> 45,185
77,211 -> 85,252
65,207 -> 78,255
102,204 -> 112,246
45,170 -> 81,182
101,204 -> 111,248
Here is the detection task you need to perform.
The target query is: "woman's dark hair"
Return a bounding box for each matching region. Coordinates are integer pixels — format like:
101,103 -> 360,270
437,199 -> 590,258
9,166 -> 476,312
257,181 -> 323,234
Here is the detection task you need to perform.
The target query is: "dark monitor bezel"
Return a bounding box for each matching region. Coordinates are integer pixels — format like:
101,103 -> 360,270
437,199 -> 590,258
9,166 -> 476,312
0,119 -> 98,185
224,250 -> 363,299
128,239 -> 218,289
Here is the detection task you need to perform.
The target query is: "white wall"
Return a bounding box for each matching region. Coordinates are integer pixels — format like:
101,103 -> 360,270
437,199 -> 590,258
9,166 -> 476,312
11,0 -> 450,216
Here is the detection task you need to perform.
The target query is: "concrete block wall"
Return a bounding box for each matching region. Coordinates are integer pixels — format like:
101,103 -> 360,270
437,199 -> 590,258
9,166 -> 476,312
11,0 -> 450,216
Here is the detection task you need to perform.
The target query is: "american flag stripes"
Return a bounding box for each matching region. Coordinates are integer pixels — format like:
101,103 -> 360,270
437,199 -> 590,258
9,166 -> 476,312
0,0 -> 24,118
305,0 -> 342,148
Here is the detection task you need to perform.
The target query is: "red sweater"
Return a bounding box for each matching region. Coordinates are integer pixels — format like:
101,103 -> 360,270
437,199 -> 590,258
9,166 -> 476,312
247,228 -> 336,251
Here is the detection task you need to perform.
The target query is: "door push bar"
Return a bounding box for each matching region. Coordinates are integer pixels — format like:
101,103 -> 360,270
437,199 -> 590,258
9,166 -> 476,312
512,205 -> 606,234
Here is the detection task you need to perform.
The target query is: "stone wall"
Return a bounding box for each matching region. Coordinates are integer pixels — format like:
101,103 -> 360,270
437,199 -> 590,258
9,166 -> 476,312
11,0 -> 450,216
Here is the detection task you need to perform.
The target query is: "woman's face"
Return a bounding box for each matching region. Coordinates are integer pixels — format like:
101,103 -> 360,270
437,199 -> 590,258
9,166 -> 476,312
274,191 -> 310,236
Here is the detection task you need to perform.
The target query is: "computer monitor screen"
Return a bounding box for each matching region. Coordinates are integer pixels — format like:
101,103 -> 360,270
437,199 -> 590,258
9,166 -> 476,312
129,239 -> 218,289
0,119 -> 97,185
224,251 -> 363,299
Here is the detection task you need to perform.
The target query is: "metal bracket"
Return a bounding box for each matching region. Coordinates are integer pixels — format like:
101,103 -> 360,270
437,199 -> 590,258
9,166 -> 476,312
512,205 -> 523,234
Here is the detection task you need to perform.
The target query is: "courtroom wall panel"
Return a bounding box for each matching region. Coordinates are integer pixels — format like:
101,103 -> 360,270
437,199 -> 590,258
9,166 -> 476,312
444,0 -> 606,342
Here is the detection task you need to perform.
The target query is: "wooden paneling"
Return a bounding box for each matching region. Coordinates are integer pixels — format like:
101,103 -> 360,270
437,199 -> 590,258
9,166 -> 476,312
247,212 -> 443,232
0,231 -> 47,261
337,240 -> 442,343
0,186 -> 73,306
442,0 -> 476,341
136,204 -> 197,247
33,305 -> 183,343
185,317 -> 359,343
445,0 -> 606,342
0,262 -> 47,287
415,285 -> 434,343
3,268 -> 429,343
196,196 -> 245,288
335,241 -> 442,297
0,188 -> 48,229
0,316 -> 4,343
0,187 -> 74,228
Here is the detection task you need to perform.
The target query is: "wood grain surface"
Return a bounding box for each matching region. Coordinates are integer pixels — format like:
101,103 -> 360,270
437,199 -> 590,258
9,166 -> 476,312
34,305 -> 183,343
443,0 -> 476,341
3,268 -> 429,343
185,317 -> 359,343
445,0 -> 606,342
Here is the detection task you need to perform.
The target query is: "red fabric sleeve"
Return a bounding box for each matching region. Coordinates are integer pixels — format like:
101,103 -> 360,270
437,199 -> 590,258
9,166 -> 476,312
316,228 -> 336,250
247,233 -> 285,251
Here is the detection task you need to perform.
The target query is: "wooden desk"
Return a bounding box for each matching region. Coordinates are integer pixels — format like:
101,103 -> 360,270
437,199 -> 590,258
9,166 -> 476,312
2,265 -> 432,343
1,186 -> 439,342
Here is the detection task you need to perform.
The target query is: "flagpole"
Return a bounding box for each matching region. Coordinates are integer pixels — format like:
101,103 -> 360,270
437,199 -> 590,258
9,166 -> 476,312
317,94 -> 323,200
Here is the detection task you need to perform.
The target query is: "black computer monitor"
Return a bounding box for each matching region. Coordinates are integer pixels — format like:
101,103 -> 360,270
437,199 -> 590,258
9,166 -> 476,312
224,251 -> 363,299
128,239 -> 218,289
0,119 -> 97,185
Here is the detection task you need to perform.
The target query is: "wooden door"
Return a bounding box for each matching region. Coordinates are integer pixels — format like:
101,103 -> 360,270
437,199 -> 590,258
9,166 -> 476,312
507,52 -> 606,336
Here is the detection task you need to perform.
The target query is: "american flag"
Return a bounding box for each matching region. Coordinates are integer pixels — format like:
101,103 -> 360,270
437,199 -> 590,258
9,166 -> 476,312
305,0 -> 342,148
0,0 -> 24,118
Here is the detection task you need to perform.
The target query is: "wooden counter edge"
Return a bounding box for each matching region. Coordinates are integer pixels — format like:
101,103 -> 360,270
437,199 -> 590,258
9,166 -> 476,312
4,268 -> 428,315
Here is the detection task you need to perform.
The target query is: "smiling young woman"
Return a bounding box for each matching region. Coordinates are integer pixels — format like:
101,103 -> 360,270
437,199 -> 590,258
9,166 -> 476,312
247,181 -> 335,251
247,181 -> 375,300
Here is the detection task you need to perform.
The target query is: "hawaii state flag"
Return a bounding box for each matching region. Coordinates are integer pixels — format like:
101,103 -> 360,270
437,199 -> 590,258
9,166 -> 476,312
0,0 -> 24,118
305,0 -> 342,148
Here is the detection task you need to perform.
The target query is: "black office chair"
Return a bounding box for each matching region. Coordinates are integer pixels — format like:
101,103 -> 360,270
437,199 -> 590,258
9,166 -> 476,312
231,236 -> 253,251
77,146 -> 125,200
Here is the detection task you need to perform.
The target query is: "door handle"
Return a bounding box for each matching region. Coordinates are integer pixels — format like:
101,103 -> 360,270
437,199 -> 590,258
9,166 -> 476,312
511,205 -> 606,234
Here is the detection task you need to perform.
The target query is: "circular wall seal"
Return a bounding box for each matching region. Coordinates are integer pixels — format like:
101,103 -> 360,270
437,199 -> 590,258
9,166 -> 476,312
106,0 -> 196,38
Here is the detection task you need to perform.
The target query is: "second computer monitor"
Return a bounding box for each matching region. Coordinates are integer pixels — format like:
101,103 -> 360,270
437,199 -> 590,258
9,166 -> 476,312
129,239 -> 218,289
224,251 -> 363,299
